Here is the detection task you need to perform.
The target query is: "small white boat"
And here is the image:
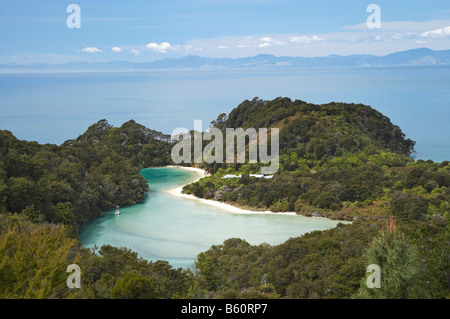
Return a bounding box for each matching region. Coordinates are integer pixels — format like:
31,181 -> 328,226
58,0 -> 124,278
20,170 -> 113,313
115,209 -> 120,215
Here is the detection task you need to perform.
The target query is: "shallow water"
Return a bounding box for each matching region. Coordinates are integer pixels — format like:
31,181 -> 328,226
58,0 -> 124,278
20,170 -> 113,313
79,167 -> 344,269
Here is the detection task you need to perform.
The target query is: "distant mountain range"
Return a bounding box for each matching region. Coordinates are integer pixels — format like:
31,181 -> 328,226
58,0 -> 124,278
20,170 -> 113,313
2,48 -> 450,72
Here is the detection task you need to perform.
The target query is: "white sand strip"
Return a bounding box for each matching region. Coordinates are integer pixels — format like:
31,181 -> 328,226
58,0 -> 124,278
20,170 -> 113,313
164,165 -> 297,216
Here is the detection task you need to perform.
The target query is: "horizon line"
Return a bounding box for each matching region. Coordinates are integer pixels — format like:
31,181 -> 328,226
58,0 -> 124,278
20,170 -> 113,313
2,47 -> 449,67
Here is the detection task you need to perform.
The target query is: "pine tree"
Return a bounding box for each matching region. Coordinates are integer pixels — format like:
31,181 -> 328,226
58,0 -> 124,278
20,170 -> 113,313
353,214 -> 422,298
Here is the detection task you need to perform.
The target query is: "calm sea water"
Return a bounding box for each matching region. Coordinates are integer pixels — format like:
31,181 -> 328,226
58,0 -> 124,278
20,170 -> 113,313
79,167 -> 344,269
0,66 -> 449,162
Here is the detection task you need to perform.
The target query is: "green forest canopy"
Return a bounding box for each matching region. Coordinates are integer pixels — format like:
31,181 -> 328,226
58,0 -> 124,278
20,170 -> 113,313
185,97 -> 450,221
0,97 -> 448,298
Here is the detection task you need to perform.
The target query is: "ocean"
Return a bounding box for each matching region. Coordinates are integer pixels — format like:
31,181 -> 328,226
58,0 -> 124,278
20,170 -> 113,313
0,66 -> 449,162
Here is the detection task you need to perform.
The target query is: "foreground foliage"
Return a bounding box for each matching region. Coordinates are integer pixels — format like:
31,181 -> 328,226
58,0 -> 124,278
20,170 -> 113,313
192,217 -> 448,299
1,213 -> 446,299
353,214 -> 421,298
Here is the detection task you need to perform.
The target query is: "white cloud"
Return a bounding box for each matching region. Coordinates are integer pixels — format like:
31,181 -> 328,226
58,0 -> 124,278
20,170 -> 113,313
259,36 -> 285,46
130,49 -> 140,55
421,26 -> 450,37
392,33 -> 405,40
258,42 -> 272,48
290,35 -> 323,43
260,36 -> 273,42
184,45 -> 204,52
111,47 -> 123,53
311,35 -> 323,41
81,47 -> 102,53
170,19 -> 450,59
146,42 -> 172,53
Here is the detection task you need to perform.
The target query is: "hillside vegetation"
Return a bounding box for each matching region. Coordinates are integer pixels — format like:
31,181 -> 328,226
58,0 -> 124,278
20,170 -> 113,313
0,98 -> 448,299
0,119 -> 171,231
184,97 -> 450,222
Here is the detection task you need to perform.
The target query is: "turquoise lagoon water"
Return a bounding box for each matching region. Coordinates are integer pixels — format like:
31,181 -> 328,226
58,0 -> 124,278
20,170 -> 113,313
79,167 -> 344,269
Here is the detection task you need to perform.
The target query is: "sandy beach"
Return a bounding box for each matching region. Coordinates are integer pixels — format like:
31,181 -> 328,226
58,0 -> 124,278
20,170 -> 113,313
165,165 -> 297,216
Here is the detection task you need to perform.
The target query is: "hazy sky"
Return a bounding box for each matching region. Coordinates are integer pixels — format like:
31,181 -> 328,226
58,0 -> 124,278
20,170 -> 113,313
1,0 -> 450,63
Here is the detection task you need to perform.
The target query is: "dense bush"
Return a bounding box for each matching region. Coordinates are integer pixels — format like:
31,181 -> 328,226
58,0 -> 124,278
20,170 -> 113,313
0,120 -> 172,231
185,98 -> 450,222
1,99 -> 448,299
193,217 -> 449,299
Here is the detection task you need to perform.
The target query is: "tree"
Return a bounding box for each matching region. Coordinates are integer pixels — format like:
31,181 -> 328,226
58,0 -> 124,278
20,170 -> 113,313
0,214 -> 81,298
52,202 -> 76,227
7,176 -> 36,213
390,191 -> 428,220
195,252 -> 225,291
210,113 -> 228,127
21,205 -> 43,223
0,165 -> 7,213
110,272 -> 156,299
353,214 -> 421,299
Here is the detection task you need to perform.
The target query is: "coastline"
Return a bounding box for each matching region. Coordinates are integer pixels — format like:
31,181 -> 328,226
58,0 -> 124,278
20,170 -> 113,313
164,165 -> 298,216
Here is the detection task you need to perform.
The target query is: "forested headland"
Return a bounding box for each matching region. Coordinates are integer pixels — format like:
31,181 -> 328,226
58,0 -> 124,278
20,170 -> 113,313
0,97 -> 448,299
184,97 -> 449,221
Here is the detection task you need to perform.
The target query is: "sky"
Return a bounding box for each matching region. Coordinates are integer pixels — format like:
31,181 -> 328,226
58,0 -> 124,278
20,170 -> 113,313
0,0 -> 450,64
